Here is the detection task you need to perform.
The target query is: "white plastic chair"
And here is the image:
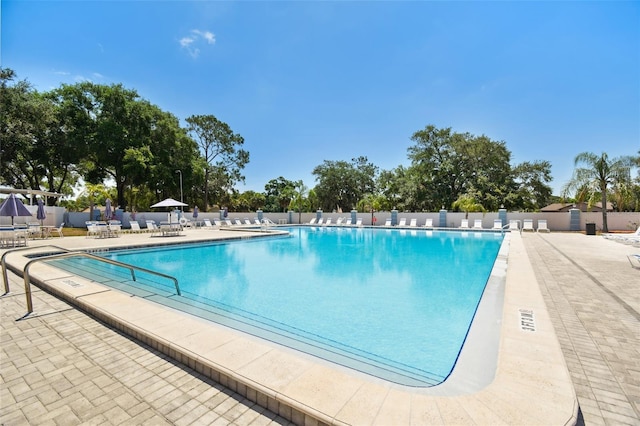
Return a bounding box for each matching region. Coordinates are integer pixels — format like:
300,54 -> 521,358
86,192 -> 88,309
537,219 -> 551,232
51,223 -> 64,238
522,219 -> 535,232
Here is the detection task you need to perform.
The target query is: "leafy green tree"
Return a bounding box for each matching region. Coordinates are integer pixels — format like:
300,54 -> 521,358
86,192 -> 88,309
288,180 -> 309,223
185,114 -> 249,210
563,152 -> 636,232
511,160 -> 553,211
234,190 -> 265,212
0,69 -> 80,201
264,177 -> 297,212
452,193 -> 486,218
408,126 -> 514,211
312,157 -> 378,212
48,82 -> 196,210
376,169 -> 399,211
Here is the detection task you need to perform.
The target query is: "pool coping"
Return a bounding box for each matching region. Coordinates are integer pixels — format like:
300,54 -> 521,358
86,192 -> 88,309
3,228 -> 578,425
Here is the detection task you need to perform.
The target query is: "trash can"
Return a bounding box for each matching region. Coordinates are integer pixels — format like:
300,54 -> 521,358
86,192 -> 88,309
586,223 -> 596,235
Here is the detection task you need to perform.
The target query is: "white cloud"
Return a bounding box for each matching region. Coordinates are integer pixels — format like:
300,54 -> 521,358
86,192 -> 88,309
180,36 -> 195,48
179,29 -> 215,58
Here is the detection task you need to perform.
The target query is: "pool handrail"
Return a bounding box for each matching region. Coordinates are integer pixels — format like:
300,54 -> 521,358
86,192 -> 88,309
21,251 -> 181,315
2,245 -> 71,294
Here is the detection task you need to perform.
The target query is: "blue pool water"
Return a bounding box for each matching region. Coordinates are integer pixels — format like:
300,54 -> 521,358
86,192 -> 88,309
59,227 -> 504,386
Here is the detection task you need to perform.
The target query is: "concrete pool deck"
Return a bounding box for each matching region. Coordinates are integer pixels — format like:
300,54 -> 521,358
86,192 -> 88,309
1,228 -> 638,424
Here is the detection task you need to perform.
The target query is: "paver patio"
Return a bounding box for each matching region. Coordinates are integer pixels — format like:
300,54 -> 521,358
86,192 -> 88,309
1,229 -> 638,424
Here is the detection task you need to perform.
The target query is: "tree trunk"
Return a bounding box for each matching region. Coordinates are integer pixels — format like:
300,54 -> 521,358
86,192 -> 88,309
601,185 -> 608,233
204,168 -> 209,211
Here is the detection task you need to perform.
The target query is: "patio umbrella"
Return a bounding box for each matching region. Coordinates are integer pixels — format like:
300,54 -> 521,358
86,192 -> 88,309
192,205 -> 199,219
36,198 -> 46,225
0,193 -> 33,225
105,198 -> 113,220
150,198 -> 188,208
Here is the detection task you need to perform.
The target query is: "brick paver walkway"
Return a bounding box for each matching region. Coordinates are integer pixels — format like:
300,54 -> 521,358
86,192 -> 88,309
0,271 -> 292,425
1,232 -> 639,425
524,233 -> 640,425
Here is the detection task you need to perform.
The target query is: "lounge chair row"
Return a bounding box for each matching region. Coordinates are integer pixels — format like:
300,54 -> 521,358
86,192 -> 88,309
308,217 -> 363,226
86,221 -> 121,238
603,226 -> 640,246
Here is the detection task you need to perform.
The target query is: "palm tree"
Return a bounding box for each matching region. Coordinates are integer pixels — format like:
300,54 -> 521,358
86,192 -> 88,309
563,152 -> 635,233
452,193 -> 486,219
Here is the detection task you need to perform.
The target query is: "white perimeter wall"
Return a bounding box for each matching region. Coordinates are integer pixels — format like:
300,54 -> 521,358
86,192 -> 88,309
58,209 -> 640,232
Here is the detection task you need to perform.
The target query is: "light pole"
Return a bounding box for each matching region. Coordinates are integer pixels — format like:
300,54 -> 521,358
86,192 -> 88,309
175,170 -> 183,212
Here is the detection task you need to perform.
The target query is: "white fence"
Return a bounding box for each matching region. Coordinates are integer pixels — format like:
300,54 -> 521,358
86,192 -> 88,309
58,209 -> 640,232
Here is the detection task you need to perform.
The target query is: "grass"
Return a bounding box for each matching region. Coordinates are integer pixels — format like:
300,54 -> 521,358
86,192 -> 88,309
61,227 -> 87,237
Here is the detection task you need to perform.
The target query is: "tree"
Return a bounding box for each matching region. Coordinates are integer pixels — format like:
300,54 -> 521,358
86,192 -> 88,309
264,177 -> 297,212
0,69 -> 80,201
185,114 -> 249,210
563,152 -> 636,232
452,193 -> 486,218
511,160 -> 553,211
288,180 -> 309,223
407,125 -> 514,211
48,82 -> 195,210
312,157 -> 378,212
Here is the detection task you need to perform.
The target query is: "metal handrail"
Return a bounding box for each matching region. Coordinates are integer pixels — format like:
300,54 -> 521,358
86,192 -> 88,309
22,252 -> 181,314
2,245 -> 71,294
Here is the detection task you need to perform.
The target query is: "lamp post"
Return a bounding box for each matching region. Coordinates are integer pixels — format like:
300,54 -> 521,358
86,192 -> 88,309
175,170 -> 183,212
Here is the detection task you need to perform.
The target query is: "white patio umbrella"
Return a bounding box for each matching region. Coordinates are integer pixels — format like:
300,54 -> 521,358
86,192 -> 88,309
151,198 -> 188,223
150,198 -> 188,208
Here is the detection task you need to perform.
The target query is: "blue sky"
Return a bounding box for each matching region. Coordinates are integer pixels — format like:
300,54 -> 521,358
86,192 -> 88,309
2,1 -> 639,196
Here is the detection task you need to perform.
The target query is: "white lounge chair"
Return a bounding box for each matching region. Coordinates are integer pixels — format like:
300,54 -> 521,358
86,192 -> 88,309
459,219 -> 470,229
384,218 -> 392,226
49,222 -> 64,238
345,218 -> 352,226
336,217 -> 344,226
522,219 -> 535,232
203,219 -> 217,229
603,226 -> 640,242
323,218 -> 332,226
234,218 -> 243,225
399,218 -> 407,227
317,218 -> 324,226
423,218 -> 433,228
128,221 -> 143,233
409,218 -> 417,227
492,219 -> 503,230
508,220 -> 520,231
146,220 -> 161,236
308,218 -> 317,225
537,219 -> 550,232
244,218 -> 252,225
473,219 -> 483,230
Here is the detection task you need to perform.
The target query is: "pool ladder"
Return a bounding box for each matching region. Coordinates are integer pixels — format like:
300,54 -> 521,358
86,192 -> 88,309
2,245 -> 181,316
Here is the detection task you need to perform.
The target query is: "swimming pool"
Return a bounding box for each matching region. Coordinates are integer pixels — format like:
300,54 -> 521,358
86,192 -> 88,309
53,227 -> 504,386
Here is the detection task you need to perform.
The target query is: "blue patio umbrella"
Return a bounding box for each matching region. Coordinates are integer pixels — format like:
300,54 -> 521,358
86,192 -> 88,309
193,205 -> 199,219
0,193 -> 33,225
36,198 -> 46,225
105,198 -> 113,220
